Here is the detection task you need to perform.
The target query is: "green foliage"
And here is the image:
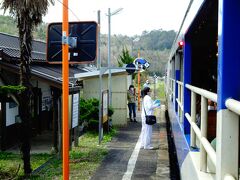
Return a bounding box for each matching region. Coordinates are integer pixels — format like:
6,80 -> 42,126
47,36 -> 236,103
157,81 -> 165,101
0,152 -> 53,179
0,15 -> 18,35
80,98 -> 115,132
108,106 -> 114,117
0,85 -> 26,94
80,98 -> 99,124
117,47 -> 134,67
154,81 -> 165,102
0,15 -> 47,40
33,23 -> 47,40
80,98 -> 100,132
139,29 -> 176,51
106,30 -> 175,76
102,128 -> 118,143
88,119 -> 99,131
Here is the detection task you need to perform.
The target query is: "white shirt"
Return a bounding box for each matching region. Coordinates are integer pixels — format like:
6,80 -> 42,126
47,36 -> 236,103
141,95 -> 158,118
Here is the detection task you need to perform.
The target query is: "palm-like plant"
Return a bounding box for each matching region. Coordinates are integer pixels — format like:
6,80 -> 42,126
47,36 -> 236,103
117,47 -> 134,67
1,0 -> 54,175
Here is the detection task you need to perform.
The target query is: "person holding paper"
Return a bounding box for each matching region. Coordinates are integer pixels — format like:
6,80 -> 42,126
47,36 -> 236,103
140,87 -> 160,150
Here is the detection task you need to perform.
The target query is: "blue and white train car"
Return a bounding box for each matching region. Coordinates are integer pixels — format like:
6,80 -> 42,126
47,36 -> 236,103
166,0 -> 240,179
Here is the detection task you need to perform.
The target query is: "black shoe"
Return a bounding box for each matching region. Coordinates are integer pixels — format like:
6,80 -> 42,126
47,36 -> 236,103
130,119 -> 133,122
133,119 -> 137,123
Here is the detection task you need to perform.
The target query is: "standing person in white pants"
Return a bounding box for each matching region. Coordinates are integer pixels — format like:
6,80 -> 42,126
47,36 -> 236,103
140,87 -> 160,150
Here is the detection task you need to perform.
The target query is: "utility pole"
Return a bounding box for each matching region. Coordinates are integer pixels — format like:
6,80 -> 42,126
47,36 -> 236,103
97,10 -> 101,70
107,8 -> 112,106
154,75 -> 156,100
107,8 -> 123,106
62,0 -> 69,179
137,51 -> 141,111
98,10 -> 103,144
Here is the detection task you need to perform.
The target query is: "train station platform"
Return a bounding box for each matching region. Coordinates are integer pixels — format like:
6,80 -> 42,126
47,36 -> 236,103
91,105 -> 170,180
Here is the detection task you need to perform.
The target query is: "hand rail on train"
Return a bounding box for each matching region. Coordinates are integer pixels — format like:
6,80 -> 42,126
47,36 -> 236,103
225,98 -> 240,116
186,84 -> 217,102
185,83 -> 217,172
186,113 -> 216,167
176,98 -> 183,111
176,80 -> 183,86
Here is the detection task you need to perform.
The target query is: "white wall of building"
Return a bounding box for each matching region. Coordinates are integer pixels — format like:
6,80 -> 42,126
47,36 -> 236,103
83,73 -> 132,126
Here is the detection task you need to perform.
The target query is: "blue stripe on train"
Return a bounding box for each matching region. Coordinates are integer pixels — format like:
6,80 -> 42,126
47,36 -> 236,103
168,100 -> 190,166
218,0 -> 240,110
183,39 -> 191,134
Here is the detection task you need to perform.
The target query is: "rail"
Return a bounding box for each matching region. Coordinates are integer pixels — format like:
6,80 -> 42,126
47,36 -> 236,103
185,84 -> 217,102
185,84 -> 217,172
225,98 -> 240,115
176,80 -> 184,123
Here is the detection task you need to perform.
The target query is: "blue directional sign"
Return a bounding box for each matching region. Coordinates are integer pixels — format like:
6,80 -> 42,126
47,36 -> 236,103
47,21 -> 98,64
134,58 -> 147,65
133,58 -> 150,70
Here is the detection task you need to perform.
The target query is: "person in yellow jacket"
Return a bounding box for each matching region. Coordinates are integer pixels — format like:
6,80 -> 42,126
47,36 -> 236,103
127,85 -> 137,122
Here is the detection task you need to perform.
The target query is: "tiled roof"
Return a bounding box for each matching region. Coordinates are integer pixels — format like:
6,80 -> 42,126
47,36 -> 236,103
0,32 -> 46,61
0,32 -> 100,87
0,60 -> 88,87
31,64 -> 87,83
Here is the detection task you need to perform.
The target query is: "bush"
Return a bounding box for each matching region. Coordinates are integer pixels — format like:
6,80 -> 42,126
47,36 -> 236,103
80,98 -> 115,132
80,98 -> 99,124
88,119 -> 99,131
108,106 -> 114,117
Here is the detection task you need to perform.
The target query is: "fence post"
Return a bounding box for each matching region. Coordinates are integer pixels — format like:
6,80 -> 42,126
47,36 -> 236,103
181,84 -> 184,124
200,96 -> 208,172
178,83 -> 180,116
190,91 -> 196,147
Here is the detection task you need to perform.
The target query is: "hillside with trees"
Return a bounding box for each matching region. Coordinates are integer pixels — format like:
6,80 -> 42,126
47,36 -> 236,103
0,15 -> 176,76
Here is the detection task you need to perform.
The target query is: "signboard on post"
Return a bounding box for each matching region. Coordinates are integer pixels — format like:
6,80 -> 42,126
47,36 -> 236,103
72,93 -> 79,128
47,21 -> 98,64
126,63 -> 136,74
102,90 -> 109,123
133,57 -> 150,71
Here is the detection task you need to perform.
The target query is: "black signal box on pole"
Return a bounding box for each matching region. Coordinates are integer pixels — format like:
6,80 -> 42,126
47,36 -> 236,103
47,21 -> 98,64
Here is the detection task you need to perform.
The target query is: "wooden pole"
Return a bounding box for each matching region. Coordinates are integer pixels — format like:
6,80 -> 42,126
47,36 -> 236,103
62,0 -> 69,179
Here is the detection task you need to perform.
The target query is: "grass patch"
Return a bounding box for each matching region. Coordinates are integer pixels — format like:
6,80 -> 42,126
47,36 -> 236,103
0,152 -> 52,179
30,129 -> 117,179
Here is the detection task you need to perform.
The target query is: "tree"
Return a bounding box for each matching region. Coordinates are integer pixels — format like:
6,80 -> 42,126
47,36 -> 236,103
1,0 -> 54,175
117,47 -> 134,67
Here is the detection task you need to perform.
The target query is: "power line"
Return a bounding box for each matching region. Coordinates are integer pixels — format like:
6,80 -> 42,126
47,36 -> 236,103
55,0 -> 81,21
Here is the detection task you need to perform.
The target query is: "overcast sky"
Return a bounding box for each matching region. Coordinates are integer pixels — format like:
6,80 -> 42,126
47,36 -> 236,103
43,0 -> 190,36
